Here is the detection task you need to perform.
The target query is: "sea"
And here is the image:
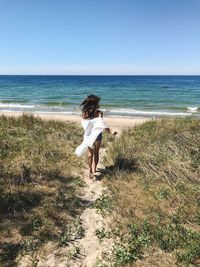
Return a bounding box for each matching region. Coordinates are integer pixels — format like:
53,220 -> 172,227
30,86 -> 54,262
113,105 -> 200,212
0,75 -> 200,117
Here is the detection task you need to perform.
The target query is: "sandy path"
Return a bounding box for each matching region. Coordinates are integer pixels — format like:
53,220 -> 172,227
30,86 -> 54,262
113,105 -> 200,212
66,147 -> 112,267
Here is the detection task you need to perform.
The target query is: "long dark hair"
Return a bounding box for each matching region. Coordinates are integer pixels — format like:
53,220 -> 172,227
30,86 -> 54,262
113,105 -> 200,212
80,94 -> 101,119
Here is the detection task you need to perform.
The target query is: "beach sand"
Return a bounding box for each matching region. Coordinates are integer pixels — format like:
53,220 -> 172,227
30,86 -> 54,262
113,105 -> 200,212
0,111 -> 150,132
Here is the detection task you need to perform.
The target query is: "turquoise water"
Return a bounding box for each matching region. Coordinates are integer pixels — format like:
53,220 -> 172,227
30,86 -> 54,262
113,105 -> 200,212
0,75 -> 200,117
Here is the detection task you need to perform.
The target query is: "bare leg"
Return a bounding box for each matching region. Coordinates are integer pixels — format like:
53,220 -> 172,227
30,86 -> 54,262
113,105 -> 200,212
88,147 -> 94,179
93,140 -> 101,173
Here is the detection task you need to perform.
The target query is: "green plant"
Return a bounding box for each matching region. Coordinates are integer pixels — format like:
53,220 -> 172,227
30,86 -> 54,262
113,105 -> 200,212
95,227 -> 108,241
58,231 -> 71,246
69,246 -> 80,258
94,193 -> 113,214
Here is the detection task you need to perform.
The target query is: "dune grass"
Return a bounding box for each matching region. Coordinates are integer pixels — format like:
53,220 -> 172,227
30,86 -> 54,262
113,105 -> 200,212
0,114 -> 85,266
98,117 -> 200,267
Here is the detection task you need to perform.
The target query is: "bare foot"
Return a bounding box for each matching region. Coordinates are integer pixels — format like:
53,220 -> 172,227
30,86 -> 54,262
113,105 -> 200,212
89,171 -> 93,179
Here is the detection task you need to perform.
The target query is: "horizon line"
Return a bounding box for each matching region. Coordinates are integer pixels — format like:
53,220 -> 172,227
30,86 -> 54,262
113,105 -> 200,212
0,65 -> 200,76
0,74 -> 200,76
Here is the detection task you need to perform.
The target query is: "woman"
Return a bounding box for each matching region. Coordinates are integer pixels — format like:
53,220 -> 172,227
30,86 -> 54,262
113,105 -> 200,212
75,94 -> 117,179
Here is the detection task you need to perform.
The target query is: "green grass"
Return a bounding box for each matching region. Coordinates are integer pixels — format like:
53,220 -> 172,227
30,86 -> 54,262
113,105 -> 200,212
101,117 -> 200,267
0,114 -> 85,266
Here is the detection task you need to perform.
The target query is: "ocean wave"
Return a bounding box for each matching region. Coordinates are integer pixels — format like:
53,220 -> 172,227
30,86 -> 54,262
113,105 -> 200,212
109,108 -> 192,116
0,100 -> 29,103
0,109 -> 81,115
0,101 -> 199,117
34,111 -> 81,115
187,107 -> 199,112
0,103 -> 37,109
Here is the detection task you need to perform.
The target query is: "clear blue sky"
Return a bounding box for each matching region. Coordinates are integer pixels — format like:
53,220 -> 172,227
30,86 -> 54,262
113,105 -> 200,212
0,0 -> 200,74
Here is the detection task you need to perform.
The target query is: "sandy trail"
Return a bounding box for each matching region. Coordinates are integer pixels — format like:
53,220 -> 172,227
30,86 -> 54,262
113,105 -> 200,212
66,147 -> 112,267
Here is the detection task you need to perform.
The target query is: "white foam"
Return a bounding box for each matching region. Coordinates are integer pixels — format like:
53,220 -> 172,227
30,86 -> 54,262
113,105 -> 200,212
109,108 -> 191,116
0,102 -> 198,117
0,103 -> 37,109
187,107 -> 198,112
0,109 -> 81,115
34,111 -> 81,115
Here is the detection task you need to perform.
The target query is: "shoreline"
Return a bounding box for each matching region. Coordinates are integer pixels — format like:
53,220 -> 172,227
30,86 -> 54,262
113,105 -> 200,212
0,111 -> 150,132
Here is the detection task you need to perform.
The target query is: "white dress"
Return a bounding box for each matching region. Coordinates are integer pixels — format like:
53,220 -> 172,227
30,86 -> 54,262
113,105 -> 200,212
75,117 -> 107,157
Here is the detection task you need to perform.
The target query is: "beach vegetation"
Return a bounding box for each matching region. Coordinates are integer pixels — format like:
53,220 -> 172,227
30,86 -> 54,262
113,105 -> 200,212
101,117 -> 200,266
0,114 -> 85,266
94,191 -> 113,216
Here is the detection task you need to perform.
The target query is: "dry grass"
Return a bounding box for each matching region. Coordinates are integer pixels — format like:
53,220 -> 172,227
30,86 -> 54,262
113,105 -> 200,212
0,114 -> 85,266
99,117 -> 200,267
